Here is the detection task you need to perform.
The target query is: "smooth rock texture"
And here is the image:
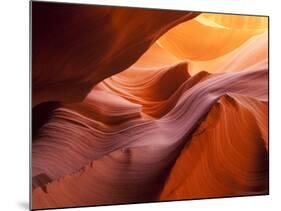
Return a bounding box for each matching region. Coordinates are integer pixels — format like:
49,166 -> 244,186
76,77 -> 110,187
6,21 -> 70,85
32,3 -> 268,210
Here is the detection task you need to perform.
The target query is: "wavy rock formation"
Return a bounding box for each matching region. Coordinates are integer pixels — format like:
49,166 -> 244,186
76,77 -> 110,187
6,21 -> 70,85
32,3 -> 269,210
32,68 -> 268,209
160,94 -> 268,200
32,2 -> 198,106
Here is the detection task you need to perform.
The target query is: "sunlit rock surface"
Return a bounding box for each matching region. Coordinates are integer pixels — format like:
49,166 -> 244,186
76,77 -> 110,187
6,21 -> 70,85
32,2 -> 268,209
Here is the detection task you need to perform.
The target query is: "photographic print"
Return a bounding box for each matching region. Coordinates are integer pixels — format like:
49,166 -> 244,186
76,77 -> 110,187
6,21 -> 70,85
31,1 -> 269,210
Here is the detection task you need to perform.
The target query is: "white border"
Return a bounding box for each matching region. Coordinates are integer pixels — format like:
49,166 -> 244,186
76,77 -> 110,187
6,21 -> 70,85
0,0 -> 280,211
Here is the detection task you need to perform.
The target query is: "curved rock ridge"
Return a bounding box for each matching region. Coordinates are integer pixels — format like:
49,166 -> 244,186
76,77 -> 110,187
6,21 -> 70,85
32,2 -> 198,106
32,4 -> 269,209
160,93 -> 268,200
131,42 -> 181,68
32,68 -> 268,209
100,61 -> 196,117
